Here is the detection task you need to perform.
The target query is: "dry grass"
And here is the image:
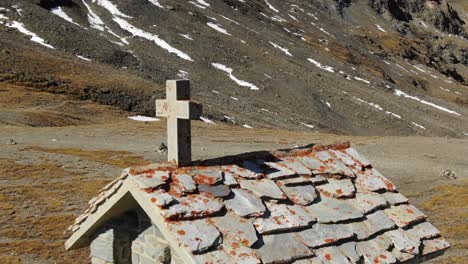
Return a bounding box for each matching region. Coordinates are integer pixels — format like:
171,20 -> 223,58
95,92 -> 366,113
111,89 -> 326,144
422,181 -> 468,263
23,146 -> 150,168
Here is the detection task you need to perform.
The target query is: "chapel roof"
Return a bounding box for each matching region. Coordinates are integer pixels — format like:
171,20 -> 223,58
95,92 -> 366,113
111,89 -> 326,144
65,142 -> 450,264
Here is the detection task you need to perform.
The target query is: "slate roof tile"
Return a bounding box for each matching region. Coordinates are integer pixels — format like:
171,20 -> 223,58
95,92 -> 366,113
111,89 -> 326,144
293,257 -> 324,264
407,221 -> 440,240
306,197 -> 363,223
253,202 -> 314,234
315,151 -> 354,177
422,238 -> 450,256
299,155 -> 329,174
315,246 -> 352,264
225,189 -> 266,217
337,242 -> 361,263
198,184 -> 231,198
343,147 -> 371,167
264,161 -> 297,179
357,240 -> 397,264
167,219 -> 222,254
277,182 -> 318,205
222,164 -> 261,179
280,157 -> 312,175
385,229 -> 418,254
316,179 -> 355,198
278,175 -> 327,186
354,192 -> 388,214
298,223 -> 355,248
383,204 -> 426,228
190,167 -> 223,185
391,247 -> 415,262
171,173 -> 197,194
223,171 -> 239,186
256,233 -> 313,264
130,170 -> 170,190
212,213 -> 258,247
381,192 -> 409,205
161,192 -> 224,220
355,168 -> 396,192
350,210 -> 395,240
146,189 -> 174,208
239,179 -> 287,200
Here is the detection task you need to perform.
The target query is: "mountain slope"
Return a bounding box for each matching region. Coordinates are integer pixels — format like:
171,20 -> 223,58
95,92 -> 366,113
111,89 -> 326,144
0,0 -> 467,136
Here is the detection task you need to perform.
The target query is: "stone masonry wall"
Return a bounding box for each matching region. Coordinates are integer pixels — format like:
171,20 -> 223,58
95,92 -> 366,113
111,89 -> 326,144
90,209 -> 173,264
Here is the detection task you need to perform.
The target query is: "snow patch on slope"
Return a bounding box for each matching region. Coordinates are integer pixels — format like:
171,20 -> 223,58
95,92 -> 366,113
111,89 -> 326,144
212,63 -> 259,90
394,89 -> 461,116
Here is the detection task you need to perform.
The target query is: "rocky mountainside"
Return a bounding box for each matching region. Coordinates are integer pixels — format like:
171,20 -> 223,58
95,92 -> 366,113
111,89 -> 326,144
0,0 -> 467,137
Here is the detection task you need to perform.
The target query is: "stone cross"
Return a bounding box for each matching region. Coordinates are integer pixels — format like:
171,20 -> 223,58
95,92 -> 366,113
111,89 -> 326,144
156,80 -> 202,166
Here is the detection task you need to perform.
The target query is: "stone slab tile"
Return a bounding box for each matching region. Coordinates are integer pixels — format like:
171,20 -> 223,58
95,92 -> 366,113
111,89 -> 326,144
131,171 -> 170,190
239,179 -> 286,200
338,242 -> 361,263
193,249 -> 229,263
355,169 -> 396,192
168,219 -> 221,254
212,213 -> 258,247
280,157 -> 312,175
146,190 -> 174,208
298,223 -> 354,248
384,204 -> 426,228
278,175 -> 327,186
222,241 -> 261,264
385,229 -> 418,254
223,165 -> 261,179
422,238 -> 450,256
344,148 -> 371,167
225,189 -> 266,217
161,192 -> 224,220
328,149 -> 359,168
223,171 -> 238,186
264,161 -> 297,179
350,210 -> 396,240
172,174 -> 197,194
381,192 -> 409,205
391,247 -> 415,262
294,257 -> 323,264
254,202 -> 314,234
277,182 -> 318,205
357,240 -> 397,264
315,246 -> 351,264
190,168 -> 223,185
407,221 -> 440,239
256,233 -> 313,264
315,151 -> 354,177
355,192 -> 388,214
316,179 -> 355,198
306,197 -> 363,223
299,155 -> 328,174
198,184 -> 231,198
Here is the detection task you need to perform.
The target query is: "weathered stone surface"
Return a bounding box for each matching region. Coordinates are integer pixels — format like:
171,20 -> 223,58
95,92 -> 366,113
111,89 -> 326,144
254,202 -> 314,234
293,257 -> 323,264
131,171 -> 170,190
225,189 -> 266,217
422,238 -> 450,255
277,182 -> 317,205
337,242 -> 361,263
161,193 -> 224,220
306,197 -> 363,223
198,184 -> 231,197
193,250 -> 230,264
384,204 -> 426,228
315,246 -> 351,264
357,240 -> 397,264
223,165 -> 261,179
374,234 -> 393,250
172,174 -> 197,194
264,161 -> 297,179
391,247 -> 415,262
309,175 -> 328,185
315,151 -> 354,177
299,155 -> 328,174
256,233 -> 313,264
355,169 -> 396,192
328,149 -> 358,168
277,175 -> 326,186
90,234 -> 114,263
168,219 -> 222,254
190,168 -> 223,185
344,148 -> 371,167
381,192 -> 408,205
350,211 -> 396,240
298,223 -> 354,248
212,213 -> 258,247
280,157 -> 311,175
222,243 -> 261,264
239,179 -> 286,200
316,179 -> 355,198
355,192 -> 388,214
146,190 -> 174,208
385,229 -> 418,254
223,171 -> 238,186
407,221 -> 440,240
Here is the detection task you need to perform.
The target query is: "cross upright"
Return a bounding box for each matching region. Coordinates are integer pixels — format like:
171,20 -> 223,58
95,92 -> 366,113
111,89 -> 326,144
156,80 -> 202,167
